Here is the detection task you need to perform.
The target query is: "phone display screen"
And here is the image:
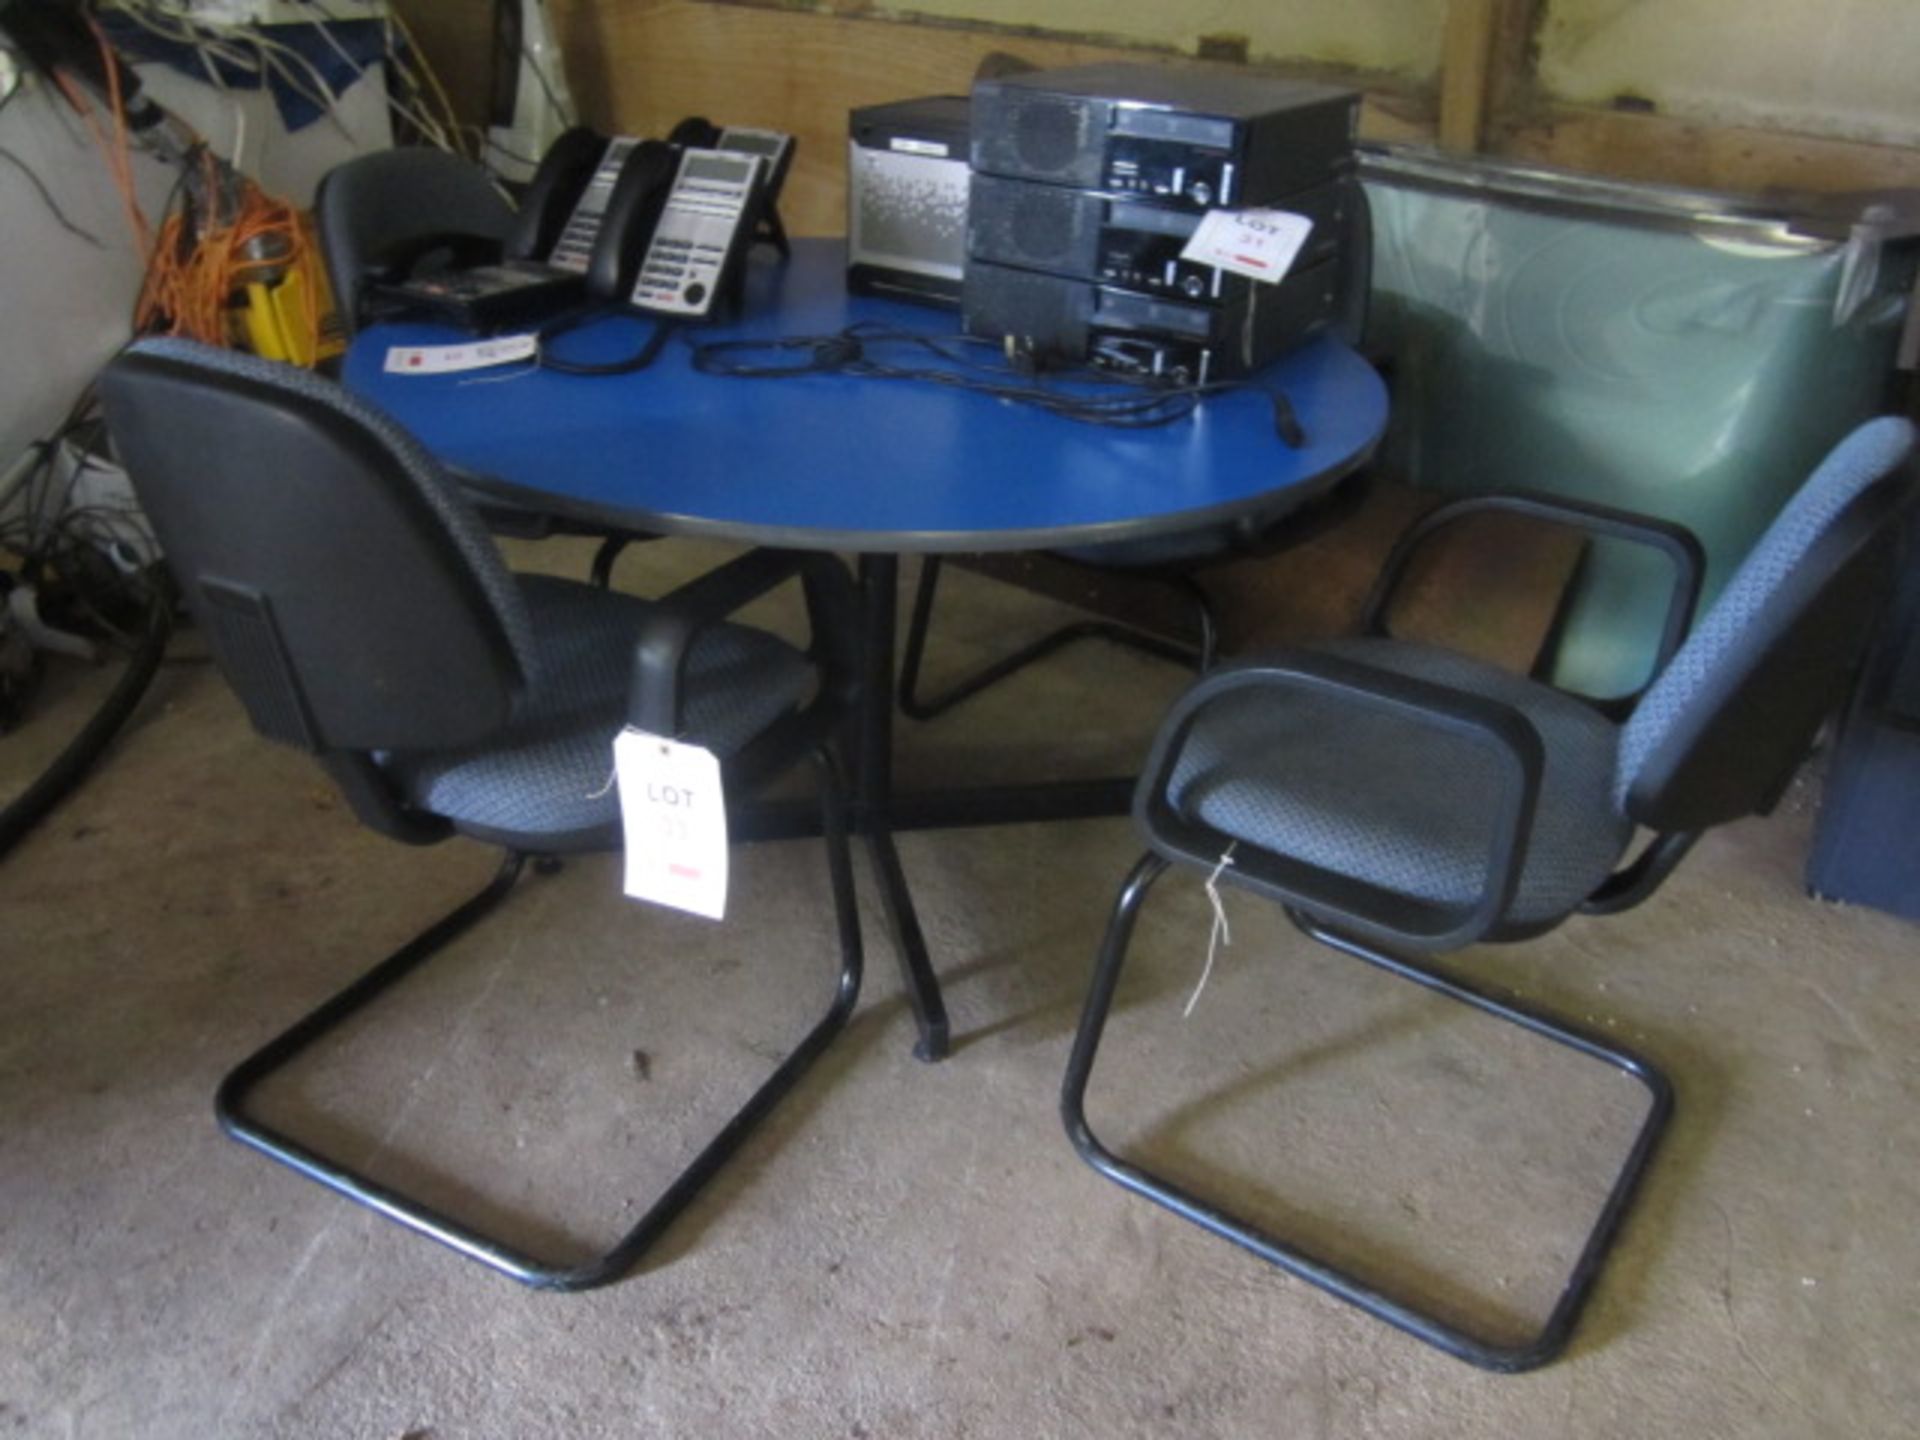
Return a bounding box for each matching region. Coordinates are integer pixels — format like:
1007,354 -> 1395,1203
683,154 -> 756,185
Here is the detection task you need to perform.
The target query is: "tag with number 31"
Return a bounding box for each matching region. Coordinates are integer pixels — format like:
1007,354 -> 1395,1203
614,728 -> 730,920
1180,208 -> 1315,285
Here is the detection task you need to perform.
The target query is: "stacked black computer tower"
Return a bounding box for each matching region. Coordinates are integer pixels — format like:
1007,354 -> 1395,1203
963,63 -> 1362,383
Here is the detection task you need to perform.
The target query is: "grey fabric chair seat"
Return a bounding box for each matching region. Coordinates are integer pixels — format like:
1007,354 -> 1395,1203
381,575 -> 813,842
1167,636 -> 1632,928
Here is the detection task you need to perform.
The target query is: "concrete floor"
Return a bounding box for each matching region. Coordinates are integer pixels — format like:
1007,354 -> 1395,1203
2,540 -> 1917,1439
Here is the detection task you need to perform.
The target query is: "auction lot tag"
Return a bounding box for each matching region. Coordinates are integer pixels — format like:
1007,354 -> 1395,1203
384,334 -> 538,374
614,728 -> 729,920
1180,209 -> 1315,284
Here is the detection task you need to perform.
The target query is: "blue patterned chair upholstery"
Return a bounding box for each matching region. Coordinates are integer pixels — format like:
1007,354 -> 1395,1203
1064,417 -> 1919,1371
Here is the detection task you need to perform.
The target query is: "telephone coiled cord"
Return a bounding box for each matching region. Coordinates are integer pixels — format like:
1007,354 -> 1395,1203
535,306 -> 678,376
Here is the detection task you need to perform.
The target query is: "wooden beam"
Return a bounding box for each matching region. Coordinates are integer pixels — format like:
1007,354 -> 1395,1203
1490,102 -> 1920,197
1438,0 -> 1497,152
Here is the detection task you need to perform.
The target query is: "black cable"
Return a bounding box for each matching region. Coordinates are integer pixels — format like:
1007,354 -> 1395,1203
0,146 -> 103,246
536,306 -> 676,376
688,323 -> 1308,447
0,391 -> 110,570
481,131 -> 543,168
0,568 -> 175,862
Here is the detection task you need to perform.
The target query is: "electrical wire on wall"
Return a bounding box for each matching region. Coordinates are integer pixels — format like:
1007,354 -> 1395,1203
101,1 -> 476,162
1,3 -> 472,854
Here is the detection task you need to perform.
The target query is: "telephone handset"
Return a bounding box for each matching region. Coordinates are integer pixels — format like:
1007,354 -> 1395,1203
503,122 -> 707,269
503,125 -> 617,263
581,139 -> 680,300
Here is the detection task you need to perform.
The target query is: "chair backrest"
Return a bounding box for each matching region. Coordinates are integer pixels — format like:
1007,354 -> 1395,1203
315,148 -> 515,335
99,339 -> 537,756
1616,416 -> 1919,832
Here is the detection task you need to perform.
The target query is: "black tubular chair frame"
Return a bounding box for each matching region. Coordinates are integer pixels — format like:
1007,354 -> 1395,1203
895,470 -> 1384,726
897,556 -> 1218,721
209,540 -> 870,1291
217,747 -> 863,1293
1061,849 -> 1673,1374
1064,650 -> 1682,1371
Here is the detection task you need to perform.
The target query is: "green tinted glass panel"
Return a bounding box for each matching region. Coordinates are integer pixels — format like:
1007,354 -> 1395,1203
1364,151 -> 1914,696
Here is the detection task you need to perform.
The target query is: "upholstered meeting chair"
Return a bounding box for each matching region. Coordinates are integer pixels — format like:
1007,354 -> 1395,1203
315,146 -> 517,340
1061,416 -> 1918,1370
100,338 -> 865,1291
314,142 -> 652,583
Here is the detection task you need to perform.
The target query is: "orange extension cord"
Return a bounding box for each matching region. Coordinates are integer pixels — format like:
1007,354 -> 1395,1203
65,19 -> 328,359
135,155 -> 326,351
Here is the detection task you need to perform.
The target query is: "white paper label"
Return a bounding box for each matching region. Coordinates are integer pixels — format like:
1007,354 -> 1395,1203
1179,209 -> 1315,285
614,729 -> 729,920
383,334 -> 538,374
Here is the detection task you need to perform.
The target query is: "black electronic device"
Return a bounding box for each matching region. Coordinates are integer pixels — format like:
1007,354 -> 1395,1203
962,256 -> 1344,384
970,62 -> 1359,210
613,146 -> 771,319
512,129 -> 650,271
717,125 -> 795,203
715,125 -> 797,257
368,125 -> 781,332
847,94 -> 972,306
968,169 -> 1355,303
368,127 -> 653,329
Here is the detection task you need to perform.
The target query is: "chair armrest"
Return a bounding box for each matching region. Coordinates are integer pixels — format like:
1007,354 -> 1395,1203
1137,652 -> 1545,950
628,548 -> 858,736
1361,491 -> 1706,704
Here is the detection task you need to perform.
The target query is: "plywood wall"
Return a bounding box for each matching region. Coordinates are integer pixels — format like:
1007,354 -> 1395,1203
817,0 -> 1449,80
536,0 -> 1430,235
400,0 -> 1920,224
1538,0 -> 1920,149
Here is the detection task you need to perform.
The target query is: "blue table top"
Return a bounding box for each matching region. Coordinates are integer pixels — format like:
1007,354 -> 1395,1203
344,238 -> 1387,554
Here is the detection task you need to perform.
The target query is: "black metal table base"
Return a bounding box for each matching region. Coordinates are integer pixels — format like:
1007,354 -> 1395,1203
854,555 -> 951,1062
897,554 -> 1213,722
1060,851 -> 1674,1373
733,776 -> 1137,843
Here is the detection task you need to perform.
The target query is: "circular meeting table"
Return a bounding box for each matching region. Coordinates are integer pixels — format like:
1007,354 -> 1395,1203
344,237 -> 1388,1062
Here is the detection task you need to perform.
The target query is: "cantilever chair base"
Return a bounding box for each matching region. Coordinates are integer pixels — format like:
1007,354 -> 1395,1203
216,748 -> 864,1293
1061,852 -> 1673,1374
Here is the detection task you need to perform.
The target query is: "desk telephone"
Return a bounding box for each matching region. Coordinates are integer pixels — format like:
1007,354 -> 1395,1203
371,119 -> 794,334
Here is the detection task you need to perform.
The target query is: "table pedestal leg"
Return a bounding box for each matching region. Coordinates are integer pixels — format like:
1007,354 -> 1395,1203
855,553 -> 950,1062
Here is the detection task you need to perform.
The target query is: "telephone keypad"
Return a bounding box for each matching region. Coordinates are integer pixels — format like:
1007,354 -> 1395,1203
628,152 -> 764,316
